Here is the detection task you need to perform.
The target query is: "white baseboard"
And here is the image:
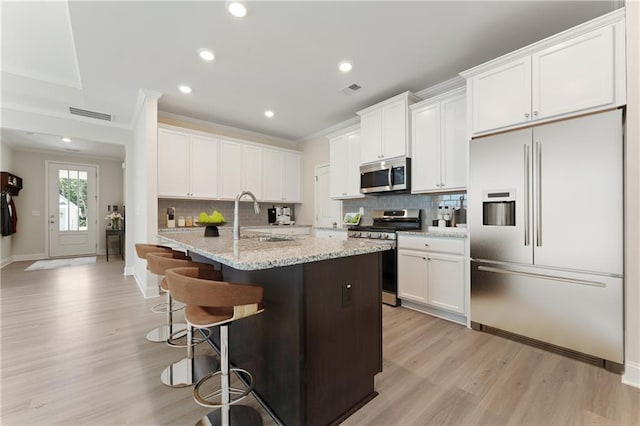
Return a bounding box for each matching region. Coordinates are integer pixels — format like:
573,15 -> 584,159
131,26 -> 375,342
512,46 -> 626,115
401,299 -> 467,326
133,271 -> 160,299
13,253 -> 48,262
622,361 -> 640,388
124,266 -> 135,276
1,256 -> 14,268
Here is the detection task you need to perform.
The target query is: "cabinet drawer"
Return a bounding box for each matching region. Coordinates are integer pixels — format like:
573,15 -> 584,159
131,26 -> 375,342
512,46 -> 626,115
398,235 -> 465,255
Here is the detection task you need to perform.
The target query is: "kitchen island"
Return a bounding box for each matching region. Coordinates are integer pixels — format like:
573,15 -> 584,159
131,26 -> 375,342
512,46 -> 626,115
157,229 -> 393,426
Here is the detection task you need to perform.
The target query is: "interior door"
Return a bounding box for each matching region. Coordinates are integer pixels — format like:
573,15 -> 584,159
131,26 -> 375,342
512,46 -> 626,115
315,164 -> 341,228
48,162 -> 97,257
533,109 -> 623,275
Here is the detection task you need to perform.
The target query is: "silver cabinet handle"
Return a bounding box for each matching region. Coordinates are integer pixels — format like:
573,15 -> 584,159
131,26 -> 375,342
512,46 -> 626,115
477,265 -> 605,288
524,144 -> 530,247
525,112 -> 530,118
536,141 -> 542,247
424,243 -> 429,247
533,111 -> 538,116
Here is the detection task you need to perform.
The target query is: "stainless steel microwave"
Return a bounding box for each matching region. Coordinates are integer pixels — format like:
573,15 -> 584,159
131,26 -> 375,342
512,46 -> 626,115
360,157 -> 411,194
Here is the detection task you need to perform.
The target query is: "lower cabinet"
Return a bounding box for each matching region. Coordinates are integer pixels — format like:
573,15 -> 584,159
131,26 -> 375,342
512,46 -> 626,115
397,234 -> 467,322
314,228 -> 348,240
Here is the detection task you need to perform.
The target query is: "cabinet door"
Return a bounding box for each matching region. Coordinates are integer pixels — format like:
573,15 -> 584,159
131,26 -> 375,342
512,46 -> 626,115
345,132 -> 363,197
427,253 -> 465,314
329,136 -> 348,198
381,100 -> 407,159
397,250 -> 428,303
262,149 -> 283,202
244,145 -> 263,200
532,26 -> 615,121
158,128 -> 189,197
441,94 -> 467,190
360,110 -> 382,164
189,135 -> 219,199
471,57 -> 531,134
411,103 -> 441,192
219,140 -> 245,199
283,152 -> 302,202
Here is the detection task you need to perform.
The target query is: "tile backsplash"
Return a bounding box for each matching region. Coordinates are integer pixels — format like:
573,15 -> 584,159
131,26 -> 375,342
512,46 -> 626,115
158,199 -> 295,229
342,192 -> 467,230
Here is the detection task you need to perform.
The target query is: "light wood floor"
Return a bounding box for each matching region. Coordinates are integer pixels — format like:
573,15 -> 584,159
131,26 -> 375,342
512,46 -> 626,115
2,258 -> 639,425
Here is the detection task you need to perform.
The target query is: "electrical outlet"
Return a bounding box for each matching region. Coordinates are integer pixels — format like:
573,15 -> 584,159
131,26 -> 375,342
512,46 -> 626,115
342,282 -> 353,308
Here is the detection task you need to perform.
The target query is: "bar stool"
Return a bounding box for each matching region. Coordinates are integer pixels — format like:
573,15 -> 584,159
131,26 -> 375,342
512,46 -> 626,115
165,267 -> 264,426
146,253 -> 222,388
135,243 -> 189,343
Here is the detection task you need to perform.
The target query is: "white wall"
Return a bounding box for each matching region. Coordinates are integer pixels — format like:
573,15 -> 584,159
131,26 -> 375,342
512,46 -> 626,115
7,150 -> 123,260
623,1 -> 640,388
1,142 -> 15,266
126,92 -> 161,298
298,136 -> 330,226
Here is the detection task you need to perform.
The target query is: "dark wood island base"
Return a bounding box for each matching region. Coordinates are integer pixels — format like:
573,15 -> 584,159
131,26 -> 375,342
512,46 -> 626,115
193,251 -> 382,426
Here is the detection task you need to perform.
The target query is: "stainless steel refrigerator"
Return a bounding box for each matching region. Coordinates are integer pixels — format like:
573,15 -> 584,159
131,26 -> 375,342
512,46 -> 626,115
469,109 -> 623,371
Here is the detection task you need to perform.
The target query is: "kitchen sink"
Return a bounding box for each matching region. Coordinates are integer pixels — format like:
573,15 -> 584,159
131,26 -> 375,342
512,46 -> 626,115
258,235 -> 295,242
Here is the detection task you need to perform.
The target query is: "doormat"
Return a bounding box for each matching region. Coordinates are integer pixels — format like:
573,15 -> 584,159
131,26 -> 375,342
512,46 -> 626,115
24,257 -> 97,271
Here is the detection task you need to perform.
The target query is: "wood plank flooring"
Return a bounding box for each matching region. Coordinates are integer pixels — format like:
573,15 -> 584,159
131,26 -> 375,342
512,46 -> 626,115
2,257 -> 639,425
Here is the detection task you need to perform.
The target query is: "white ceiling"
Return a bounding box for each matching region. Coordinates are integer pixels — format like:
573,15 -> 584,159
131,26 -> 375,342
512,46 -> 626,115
1,0 -> 621,159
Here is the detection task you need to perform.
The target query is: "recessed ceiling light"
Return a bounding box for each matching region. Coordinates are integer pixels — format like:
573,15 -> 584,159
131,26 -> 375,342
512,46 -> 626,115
61,137 -> 71,143
226,1 -> 247,18
198,48 -> 215,62
264,110 -> 275,118
179,85 -> 192,94
339,61 -> 353,72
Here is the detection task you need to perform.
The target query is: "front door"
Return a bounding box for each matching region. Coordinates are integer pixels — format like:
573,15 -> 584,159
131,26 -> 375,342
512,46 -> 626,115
48,162 -> 97,257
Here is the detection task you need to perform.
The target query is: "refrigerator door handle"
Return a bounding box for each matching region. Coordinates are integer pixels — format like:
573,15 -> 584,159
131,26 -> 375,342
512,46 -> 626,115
536,141 -> 542,247
524,144 -> 530,247
477,265 -> 606,288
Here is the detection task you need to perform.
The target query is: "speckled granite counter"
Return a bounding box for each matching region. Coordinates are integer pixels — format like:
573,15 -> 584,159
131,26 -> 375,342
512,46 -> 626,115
157,228 -> 393,271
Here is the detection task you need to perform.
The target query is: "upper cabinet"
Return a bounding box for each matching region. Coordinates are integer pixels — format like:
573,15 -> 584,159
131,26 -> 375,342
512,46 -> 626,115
462,9 -> 626,136
329,128 -> 364,199
219,140 -> 263,201
158,128 -> 219,199
357,92 -> 421,164
411,88 -> 467,193
263,149 -> 302,203
158,125 -> 302,202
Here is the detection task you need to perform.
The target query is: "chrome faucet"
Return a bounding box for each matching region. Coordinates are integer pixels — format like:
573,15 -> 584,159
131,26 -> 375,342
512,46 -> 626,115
233,190 -> 261,240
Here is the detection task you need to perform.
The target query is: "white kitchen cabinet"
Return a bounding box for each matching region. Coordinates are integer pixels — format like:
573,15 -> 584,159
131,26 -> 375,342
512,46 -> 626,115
397,249 -> 429,303
397,234 -> 467,321
329,129 -> 364,199
219,140 -> 263,200
157,128 -> 218,199
463,12 -> 626,136
358,92 -> 420,164
262,149 -> 302,203
411,88 -> 467,193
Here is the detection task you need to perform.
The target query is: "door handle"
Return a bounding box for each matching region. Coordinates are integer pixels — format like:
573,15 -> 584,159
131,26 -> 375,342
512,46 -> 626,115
477,265 -> 605,288
536,142 -> 542,247
524,144 -> 530,247
387,167 -> 393,189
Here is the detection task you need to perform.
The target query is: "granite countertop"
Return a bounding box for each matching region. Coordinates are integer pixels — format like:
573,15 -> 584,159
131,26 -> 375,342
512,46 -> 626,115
157,228 -> 393,271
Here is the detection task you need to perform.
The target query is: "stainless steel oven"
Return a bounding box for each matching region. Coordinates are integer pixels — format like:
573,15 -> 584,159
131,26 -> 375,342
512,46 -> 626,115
360,157 -> 410,194
348,209 -> 421,306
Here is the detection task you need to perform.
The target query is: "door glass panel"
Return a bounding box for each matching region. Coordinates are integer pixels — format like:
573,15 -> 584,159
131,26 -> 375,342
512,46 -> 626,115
58,168 -> 88,232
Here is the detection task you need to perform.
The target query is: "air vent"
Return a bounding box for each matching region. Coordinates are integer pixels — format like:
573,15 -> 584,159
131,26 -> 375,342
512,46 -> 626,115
64,148 -> 81,153
69,107 -> 112,121
340,83 -> 362,96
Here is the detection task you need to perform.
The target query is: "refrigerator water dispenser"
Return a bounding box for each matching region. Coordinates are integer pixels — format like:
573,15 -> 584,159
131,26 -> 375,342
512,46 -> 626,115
483,191 -> 515,226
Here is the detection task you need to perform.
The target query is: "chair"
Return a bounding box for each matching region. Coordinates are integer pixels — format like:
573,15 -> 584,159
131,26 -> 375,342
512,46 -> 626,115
135,243 -> 190,343
165,266 -> 264,426
146,253 -> 222,388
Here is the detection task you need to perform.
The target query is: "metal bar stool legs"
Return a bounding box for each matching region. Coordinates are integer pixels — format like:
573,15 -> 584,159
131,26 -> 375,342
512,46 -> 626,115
194,325 -> 262,426
146,289 -> 188,342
